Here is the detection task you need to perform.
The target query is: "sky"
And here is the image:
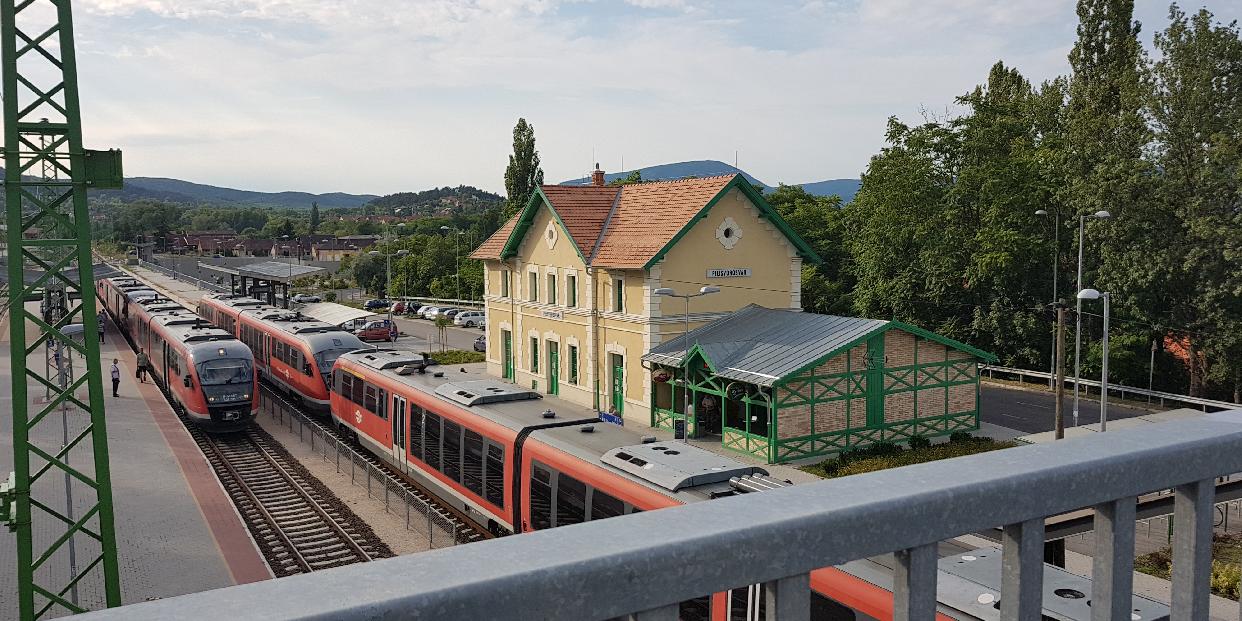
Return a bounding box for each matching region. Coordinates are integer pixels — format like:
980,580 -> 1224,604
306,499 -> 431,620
73,0 -> 1241,195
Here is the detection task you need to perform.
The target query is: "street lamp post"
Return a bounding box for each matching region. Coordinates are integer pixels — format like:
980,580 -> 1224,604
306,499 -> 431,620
653,286 -> 720,442
1035,208 -> 1059,387
441,225 -> 462,301
1077,288 -> 1111,431
1071,209 -> 1110,427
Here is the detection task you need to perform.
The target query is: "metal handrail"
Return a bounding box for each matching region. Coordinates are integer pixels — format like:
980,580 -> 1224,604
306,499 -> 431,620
80,411 -> 1242,620
982,364 -> 1238,411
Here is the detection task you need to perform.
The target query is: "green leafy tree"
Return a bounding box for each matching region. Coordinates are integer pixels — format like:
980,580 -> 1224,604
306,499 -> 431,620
764,184 -> 852,314
309,201 -> 321,234
502,118 -> 543,220
608,170 -> 642,186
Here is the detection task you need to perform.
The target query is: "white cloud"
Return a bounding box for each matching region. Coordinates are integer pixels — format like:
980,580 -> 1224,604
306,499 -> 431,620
66,0 -> 1236,195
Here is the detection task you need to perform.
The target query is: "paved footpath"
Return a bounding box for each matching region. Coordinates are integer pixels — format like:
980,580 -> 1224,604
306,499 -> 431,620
0,303 -> 268,619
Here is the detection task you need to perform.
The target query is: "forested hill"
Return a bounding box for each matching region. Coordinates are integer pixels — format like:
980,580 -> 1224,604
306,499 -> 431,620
560,159 -> 862,202
88,176 -> 377,209
364,186 -> 503,215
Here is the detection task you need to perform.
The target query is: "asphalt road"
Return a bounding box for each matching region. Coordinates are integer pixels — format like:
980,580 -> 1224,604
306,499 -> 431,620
980,384 -> 1152,433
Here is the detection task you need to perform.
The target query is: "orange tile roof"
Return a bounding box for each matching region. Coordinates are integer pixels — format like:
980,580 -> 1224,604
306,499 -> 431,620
538,185 -> 619,259
592,175 -> 735,268
470,174 -> 744,268
469,212 -> 520,260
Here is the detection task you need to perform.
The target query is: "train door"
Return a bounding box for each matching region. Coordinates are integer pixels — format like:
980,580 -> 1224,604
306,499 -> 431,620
392,395 -> 407,466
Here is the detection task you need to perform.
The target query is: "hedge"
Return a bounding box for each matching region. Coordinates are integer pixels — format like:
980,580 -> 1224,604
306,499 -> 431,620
801,433 -> 1018,479
428,350 -> 485,365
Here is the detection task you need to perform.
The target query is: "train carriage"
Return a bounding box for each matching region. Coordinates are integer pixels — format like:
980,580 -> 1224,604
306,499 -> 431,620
97,275 -> 259,432
199,294 -> 364,411
329,349 -> 1171,621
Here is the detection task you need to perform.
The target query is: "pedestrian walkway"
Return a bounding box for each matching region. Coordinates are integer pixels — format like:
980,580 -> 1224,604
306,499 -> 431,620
0,303 -> 269,618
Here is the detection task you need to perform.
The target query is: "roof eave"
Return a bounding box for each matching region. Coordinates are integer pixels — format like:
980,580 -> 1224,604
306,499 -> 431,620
641,175 -> 825,271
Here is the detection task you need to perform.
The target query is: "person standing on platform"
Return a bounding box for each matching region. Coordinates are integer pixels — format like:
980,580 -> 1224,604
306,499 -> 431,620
98,319 -> 105,343
136,349 -> 150,383
390,321 -> 398,343
111,359 -> 121,397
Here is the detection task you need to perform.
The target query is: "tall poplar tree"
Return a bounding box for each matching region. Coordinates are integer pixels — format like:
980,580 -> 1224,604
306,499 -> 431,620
502,118 -> 544,220
1147,5 -> 1242,395
309,201 -> 320,234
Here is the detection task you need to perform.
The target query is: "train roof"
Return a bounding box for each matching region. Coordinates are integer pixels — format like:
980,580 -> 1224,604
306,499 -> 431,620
125,289 -> 158,301
203,294 -> 266,309
153,311 -> 205,327
337,351 -> 771,501
339,352 -> 598,433
105,277 -> 148,290
166,324 -> 235,344
240,307 -> 352,337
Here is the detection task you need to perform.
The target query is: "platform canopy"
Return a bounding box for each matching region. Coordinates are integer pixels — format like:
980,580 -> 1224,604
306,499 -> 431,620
197,260 -> 324,284
297,302 -> 377,327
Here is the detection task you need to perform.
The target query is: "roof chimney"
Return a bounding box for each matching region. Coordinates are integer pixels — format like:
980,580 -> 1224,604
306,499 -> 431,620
591,163 -> 605,186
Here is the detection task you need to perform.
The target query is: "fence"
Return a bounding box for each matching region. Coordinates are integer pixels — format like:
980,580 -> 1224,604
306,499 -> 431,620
982,364 -> 1238,412
136,259 -> 228,293
81,409 -> 1242,621
256,390 -> 466,549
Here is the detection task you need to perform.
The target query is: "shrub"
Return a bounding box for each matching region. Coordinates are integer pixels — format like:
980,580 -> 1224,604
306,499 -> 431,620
428,350 -> 484,365
802,437 -> 1017,479
324,291 -> 337,302
1212,563 -> 1240,600
907,435 -> 931,450
949,431 -> 974,444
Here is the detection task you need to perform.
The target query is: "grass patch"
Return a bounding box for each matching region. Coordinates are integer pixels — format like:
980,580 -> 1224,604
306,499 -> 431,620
428,350 -> 484,365
800,432 -> 1018,479
1136,534 -> 1241,600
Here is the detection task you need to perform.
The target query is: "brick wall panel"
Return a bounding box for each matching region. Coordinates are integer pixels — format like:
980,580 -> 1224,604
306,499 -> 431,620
778,403 -> 812,439
814,399 -> 849,433
885,330 -> 916,367
885,391 -> 915,422
917,386 -> 946,418
948,383 -> 977,413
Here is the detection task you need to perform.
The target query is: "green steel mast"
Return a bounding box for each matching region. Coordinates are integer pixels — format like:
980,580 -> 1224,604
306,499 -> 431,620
0,0 -> 124,618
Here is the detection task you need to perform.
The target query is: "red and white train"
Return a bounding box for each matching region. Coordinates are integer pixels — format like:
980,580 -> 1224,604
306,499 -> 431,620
97,277 -> 259,432
197,294 -> 364,411
328,348 -> 1169,621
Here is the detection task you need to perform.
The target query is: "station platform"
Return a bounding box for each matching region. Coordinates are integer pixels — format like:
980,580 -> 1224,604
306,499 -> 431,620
0,302 -> 269,618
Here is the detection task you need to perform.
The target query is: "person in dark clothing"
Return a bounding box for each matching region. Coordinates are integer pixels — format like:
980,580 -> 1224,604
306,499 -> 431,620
111,359 -> 121,397
135,349 -> 150,383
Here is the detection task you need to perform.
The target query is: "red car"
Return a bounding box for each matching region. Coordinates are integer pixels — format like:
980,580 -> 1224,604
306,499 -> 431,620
356,319 -> 398,342
392,301 -> 406,314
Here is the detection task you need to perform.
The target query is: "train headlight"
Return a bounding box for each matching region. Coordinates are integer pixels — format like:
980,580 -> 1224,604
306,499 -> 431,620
207,396 -> 216,403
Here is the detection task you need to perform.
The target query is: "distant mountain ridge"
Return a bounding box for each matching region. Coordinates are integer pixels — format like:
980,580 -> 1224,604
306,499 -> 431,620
561,159 -> 862,203
89,176 -> 377,209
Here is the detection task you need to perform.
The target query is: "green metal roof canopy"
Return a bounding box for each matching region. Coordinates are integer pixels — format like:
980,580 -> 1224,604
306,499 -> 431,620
643,304 -> 997,387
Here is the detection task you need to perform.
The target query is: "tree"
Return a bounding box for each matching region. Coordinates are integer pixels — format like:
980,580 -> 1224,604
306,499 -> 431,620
1145,5 -> 1242,395
309,201 -> 321,234
764,185 -> 852,314
502,118 -> 543,220
609,170 -> 642,186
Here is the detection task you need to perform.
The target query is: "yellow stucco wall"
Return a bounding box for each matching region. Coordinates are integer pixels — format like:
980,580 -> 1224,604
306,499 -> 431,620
653,187 -> 801,314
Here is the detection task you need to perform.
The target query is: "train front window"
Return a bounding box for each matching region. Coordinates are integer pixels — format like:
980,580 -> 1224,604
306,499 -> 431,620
197,358 -> 253,385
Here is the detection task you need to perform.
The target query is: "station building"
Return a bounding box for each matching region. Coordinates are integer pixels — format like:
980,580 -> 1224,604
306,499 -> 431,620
470,170 -> 994,463
470,171 -> 818,426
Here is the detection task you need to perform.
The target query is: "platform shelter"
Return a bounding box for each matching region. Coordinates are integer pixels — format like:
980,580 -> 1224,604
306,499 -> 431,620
642,305 -> 996,464
198,261 -> 324,308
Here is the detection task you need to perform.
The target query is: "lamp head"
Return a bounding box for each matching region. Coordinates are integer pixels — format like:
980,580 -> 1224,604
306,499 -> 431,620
1093,210 -> 1111,219
1034,209 -> 1048,216
440,225 -> 451,232
699,286 -> 721,295
653,288 -> 676,296
1077,288 -> 1101,300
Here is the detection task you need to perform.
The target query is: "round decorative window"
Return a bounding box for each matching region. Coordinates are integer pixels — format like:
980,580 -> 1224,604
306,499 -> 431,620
544,222 -> 558,249
715,217 -> 742,250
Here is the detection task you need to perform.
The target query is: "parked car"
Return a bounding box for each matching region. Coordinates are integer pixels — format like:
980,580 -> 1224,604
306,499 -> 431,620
473,335 -> 486,353
290,293 -> 321,303
355,319 -> 398,342
391,301 -> 406,314
454,311 -> 485,328
419,306 -> 441,319
441,308 -> 464,320
364,299 -> 390,311
405,304 -> 424,316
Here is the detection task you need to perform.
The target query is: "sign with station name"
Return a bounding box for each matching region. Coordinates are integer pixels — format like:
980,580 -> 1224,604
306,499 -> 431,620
706,268 -> 751,278
541,309 -> 564,320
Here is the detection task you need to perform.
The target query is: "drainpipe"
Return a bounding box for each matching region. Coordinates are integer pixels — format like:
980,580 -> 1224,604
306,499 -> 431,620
508,259 -> 517,384
588,266 -> 600,411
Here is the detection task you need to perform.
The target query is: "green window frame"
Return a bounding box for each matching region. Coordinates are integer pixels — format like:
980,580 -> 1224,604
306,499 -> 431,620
528,271 -> 538,302
500,270 -> 510,297
612,277 -> 624,312
548,273 -> 557,305
567,274 -> 577,308
568,345 -> 579,384
530,337 -> 540,373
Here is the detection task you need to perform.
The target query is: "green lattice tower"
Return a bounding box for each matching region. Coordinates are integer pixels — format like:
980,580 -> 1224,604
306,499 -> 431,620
0,0 -> 123,618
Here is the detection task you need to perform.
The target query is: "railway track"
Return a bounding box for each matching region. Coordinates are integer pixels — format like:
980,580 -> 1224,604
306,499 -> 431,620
258,384 -> 491,544
191,425 -> 393,577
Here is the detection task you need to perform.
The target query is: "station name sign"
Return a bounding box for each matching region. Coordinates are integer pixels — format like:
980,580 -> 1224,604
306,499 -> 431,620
706,268 -> 751,278
541,309 -> 564,320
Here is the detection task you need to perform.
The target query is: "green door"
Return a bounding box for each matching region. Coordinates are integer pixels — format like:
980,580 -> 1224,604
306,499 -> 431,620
865,334 -> 886,427
502,330 -> 513,380
610,353 -> 624,414
548,341 -> 559,395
